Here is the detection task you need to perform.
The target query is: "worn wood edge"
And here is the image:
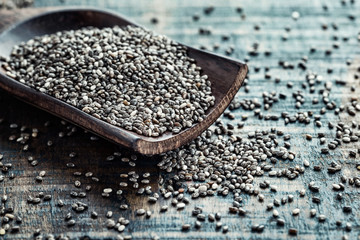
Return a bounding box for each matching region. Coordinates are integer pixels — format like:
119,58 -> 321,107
0,6 -> 134,36
0,7 -> 248,155
135,63 -> 248,155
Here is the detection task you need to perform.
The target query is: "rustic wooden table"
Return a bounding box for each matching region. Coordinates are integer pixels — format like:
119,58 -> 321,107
0,0 -> 359,239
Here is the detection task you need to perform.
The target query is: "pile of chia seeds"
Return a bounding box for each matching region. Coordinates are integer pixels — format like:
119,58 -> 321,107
2,25 -> 215,137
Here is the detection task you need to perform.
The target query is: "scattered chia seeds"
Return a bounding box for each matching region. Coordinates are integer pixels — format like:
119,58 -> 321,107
0,1 -> 359,239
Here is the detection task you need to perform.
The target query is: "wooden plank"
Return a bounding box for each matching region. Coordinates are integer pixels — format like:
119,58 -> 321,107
0,0 -> 359,239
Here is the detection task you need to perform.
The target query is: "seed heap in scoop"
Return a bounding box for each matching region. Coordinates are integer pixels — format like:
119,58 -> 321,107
2,25 -> 215,137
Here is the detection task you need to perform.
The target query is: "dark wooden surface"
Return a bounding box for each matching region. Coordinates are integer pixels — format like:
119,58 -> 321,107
0,0 -> 359,239
0,8 -> 247,155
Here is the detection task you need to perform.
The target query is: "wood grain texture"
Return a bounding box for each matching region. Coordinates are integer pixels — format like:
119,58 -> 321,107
0,0 -> 359,239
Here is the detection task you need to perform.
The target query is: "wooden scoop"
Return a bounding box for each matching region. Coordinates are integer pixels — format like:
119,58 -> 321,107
0,8 -> 248,155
